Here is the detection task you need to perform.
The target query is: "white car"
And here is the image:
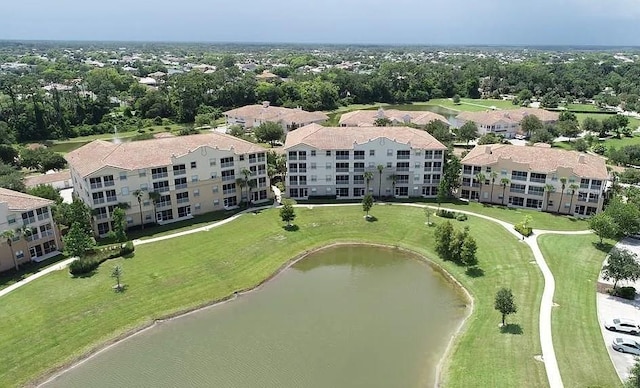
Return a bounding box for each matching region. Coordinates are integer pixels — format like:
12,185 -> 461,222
612,338 -> 640,355
605,318 -> 640,335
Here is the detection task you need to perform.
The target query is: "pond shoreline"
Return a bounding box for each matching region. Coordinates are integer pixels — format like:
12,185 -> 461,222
34,242 -> 473,388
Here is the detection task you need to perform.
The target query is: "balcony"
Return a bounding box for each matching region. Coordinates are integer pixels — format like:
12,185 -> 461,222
90,183 -> 103,190
103,180 -> 115,187
37,214 -> 50,221
157,201 -> 172,209
528,191 -> 544,197
336,155 -> 349,160
155,186 -> 170,193
257,157 -> 265,163
396,167 -> 410,172
289,168 -> 298,174
336,180 -> 350,186
175,183 -> 188,190
95,213 -> 108,220
396,180 -> 409,184
223,188 -> 236,195
299,168 -> 307,173
529,178 -> 546,184
152,172 -> 168,180
222,176 -> 235,182
396,155 -> 410,160
354,155 -> 365,160
93,198 -> 105,205
298,155 -> 307,161
354,167 -> 365,172
40,230 -> 54,238
509,188 -> 525,194
173,169 -> 186,176
336,168 -> 349,173
106,196 -> 118,203
424,167 -> 433,172
177,198 -> 190,204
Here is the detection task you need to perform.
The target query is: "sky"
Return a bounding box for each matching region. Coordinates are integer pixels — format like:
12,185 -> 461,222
2,0 -> 640,46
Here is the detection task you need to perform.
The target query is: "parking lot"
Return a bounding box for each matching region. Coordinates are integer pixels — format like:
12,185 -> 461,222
597,237 -> 640,381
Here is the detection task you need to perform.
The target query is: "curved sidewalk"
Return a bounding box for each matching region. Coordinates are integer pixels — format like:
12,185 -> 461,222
1,201 -> 573,388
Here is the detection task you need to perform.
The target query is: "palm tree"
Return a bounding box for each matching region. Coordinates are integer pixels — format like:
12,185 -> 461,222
235,178 -> 247,206
247,179 -> 257,204
568,183 -> 579,215
475,172 -> 486,203
148,191 -> 161,224
489,171 -> 498,204
376,164 -> 384,198
500,178 -> 510,205
388,174 -> 397,197
133,189 -> 144,230
544,184 -> 555,211
557,177 -> 567,213
364,171 -> 374,194
1,229 -> 19,271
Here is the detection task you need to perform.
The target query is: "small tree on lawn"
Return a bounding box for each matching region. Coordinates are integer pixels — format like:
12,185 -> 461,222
461,234 -> 478,268
111,265 -> 124,292
602,248 -> 640,289
436,179 -> 448,208
589,213 -> 618,245
434,220 -> 454,261
494,287 -> 517,326
424,208 -> 433,226
111,207 -> 128,243
362,194 -> 373,218
64,222 -> 95,259
279,199 -> 296,227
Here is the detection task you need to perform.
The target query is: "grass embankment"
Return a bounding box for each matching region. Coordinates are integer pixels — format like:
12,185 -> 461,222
538,234 -> 620,388
0,206 -> 545,387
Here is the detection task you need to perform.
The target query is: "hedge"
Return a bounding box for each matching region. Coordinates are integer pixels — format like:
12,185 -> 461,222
69,241 -> 135,276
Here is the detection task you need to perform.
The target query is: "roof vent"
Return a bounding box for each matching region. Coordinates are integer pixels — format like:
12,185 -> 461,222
578,154 -> 586,164
262,101 -> 270,108
485,146 -> 492,154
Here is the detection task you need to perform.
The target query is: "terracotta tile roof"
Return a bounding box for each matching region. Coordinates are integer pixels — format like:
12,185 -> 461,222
339,109 -> 449,127
65,133 -> 268,178
224,105 -> 328,126
24,170 -> 71,188
284,123 -> 447,150
461,144 -> 608,180
456,107 -> 559,126
0,188 -> 53,211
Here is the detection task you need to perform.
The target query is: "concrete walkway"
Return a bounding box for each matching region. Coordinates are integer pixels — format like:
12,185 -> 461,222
1,201 -> 586,388
0,257 -> 76,298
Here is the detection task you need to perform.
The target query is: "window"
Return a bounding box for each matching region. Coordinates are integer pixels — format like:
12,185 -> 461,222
485,167 -> 491,173
530,173 -> 547,184
510,183 -> 526,194
220,157 -> 234,168
126,216 -> 133,225
15,250 -> 24,259
7,216 -> 16,225
223,183 -> 236,195
326,162 -> 332,169
310,150 -> 316,157
36,207 -> 50,221
370,150 -> 375,156
463,165 -> 472,174
336,162 -> 349,172
424,150 -> 433,159
310,162 -> 317,170
177,205 -> 191,218
434,150 -> 443,159
140,183 -> 148,191
415,150 -> 422,156
387,149 -> 393,156
239,155 -> 245,161
337,188 -> 349,197
119,172 -> 127,180
191,161 -> 197,169
221,170 -> 235,182
386,162 -> 392,168
209,158 -> 217,166
103,175 -> 115,186
325,175 -> 332,182
121,187 -> 129,196
326,150 -> 331,156
396,150 -> 410,159
211,172 -> 218,179
336,175 -> 349,185
212,185 -> 219,193
151,168 -> 168,180
175,177 -> 187,189
195,203 -> 201,210
194,189 -> 200,197
580,178 -> 590,189
191,175 -> 199,183
153,180 -> 170,193
528,186 -> 545,196
176,192 -> 190,204
511,171 -> 527,181
336,150 -> 350,160
139,169 -> 146,178
89,177 -> 102,189
354,150 -> 365,160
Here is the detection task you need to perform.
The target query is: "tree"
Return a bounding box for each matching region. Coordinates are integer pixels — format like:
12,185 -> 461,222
602,248 -> 640,289
63,222 -> 95,258
478,133 -> 504,145
0,162 -> 25,192
494,287 -> 517,326
363,171 -> 374,194
529,126 -> 555,144
55,198 -> 92,233
235,178 -> 247,205
567,183 -> 579,214
452,94 -> 461,104
425,120 -> 453,144
558,120 -> 580,142
604,198 -> 640,236
500,178 -> 510,205
374,117 -> 392,127
388,174 -> 397,196
556,177 -> 567,213
457,121 -> 479,147
253,122 -> 284,146
521,115 -> 543,138
227,124 -> 245,138
111,207 -> 127,243
544,184 -> 555,210
449,226 -> 469,263
111,265 -> 124,291
279,199 -> 296,227
133,189 -> 144,230
27,184 -> 62,204
489,171 -> 498,204
1,229 -> 19,271
436,180 -> 448,208
362,194 -> 374,217
434,220 -> 454,261
424,208 -> 433,226
475,172 -> 486,203
442,153 -> 461,196
461,234 -> 478,268
148,191 -> 161,224
581,117 -> 602,135
625,358 -> 640,388
589,213 -> 619,245
376,164 -> 384,198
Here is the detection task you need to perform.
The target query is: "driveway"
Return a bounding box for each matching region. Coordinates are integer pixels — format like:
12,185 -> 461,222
597,237 -> 640,382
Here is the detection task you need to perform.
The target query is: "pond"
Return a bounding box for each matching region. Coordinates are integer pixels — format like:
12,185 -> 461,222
42,245 -> 468,388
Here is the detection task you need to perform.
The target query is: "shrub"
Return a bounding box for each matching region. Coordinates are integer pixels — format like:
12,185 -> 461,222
436,209 -> 456,219
592,144 -> 606,155
456,213 -> 468,221
69,257 -> 100,275
610,286 -> 636,300
514,223 -> 533,237
121,241 -> 135,255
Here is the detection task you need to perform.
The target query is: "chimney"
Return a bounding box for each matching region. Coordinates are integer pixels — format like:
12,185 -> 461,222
484,145 -> 492,154
262,101 -> 270,108
578,154 -> 585,164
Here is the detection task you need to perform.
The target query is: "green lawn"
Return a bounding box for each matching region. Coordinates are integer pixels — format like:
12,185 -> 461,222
538,234 -> 620,388
0,206 -> 545,388
564,103 -> 605,112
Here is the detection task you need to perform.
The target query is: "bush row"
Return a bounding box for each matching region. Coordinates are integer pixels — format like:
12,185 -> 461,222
610,286 -> 636,300
69,241 -> 135,276
436,209 -> 467,222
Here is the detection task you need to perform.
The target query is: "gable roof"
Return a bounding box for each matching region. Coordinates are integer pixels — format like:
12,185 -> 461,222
65,133 -> 267,178
0,188 -> 53,212
339,109 -> 449,127
284,123 -> 447,150
461,144 -> 608,179
456,108 -> 559,126
224,105 -> 328,125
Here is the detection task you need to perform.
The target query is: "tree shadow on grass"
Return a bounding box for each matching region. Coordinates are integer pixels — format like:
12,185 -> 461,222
71,270 -> 98,279
123,253 -> 135,259
592,241 -> 614,254
282,225 -> 299,232
113,284 -> 128,293
465,267 -> 485,278
365,215 -> 378,222
500,323 -> 523,335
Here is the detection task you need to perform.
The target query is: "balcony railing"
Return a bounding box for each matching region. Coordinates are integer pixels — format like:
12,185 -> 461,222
509,188 -> 525,194
106,196 -> 118,203
222,176 -> 235,182
93,198 -> 105,205
103,180 -> 115,187
95,213 -> 108,220
354,167 -> 365,172
157,201 -> 172,208
90,183 -> 102,190
396,167 -> 410,172
528,191 -> 544,197
354,155 -> 365,160
152,173 -> 168,180
529,178 -> 546,184
336,155 -> 349,160
336,180 -> 350,185
37,214 -> 50,221
175,183 -> 188,190
221,162 -> 234,168
257,157 -> 265,163
396,155 -> 410,160
299,168 -> 307,173
173,169 -> 186,176
177,198 -> 190,204
155,186 -> 170,193
354,180 -> 365,185
336,168 -> 349,173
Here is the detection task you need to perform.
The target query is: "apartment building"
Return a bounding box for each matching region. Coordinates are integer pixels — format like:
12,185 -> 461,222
455,108 -> 559,138
0,188 -> 62,273
283,124 -> 447,199
65,133 -> 271,236
224,101 -> 329,131
339,108 -> 450,127
459,144 -> 608,216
